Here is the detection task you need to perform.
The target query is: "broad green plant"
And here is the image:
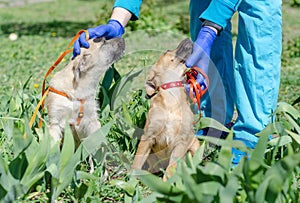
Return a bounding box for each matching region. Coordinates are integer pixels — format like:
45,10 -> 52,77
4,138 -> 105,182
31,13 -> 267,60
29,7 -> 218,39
0,116 -> 110,202
117,102 -> 300,203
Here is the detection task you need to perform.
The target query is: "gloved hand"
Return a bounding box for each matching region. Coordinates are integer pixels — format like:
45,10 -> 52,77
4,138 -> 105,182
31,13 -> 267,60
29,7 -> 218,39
73,19 -> 125,58
185,26 -> 217,93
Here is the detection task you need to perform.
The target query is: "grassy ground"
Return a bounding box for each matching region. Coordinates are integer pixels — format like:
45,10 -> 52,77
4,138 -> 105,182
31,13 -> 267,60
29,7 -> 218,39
0,0 -> 299,201
0,0 -> 299,103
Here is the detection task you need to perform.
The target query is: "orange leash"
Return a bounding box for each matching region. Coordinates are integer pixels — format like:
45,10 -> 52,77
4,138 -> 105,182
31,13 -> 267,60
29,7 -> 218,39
185,66 -> 210,123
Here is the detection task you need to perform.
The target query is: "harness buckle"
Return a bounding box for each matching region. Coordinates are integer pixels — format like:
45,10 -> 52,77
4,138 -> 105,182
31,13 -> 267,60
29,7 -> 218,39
78,112 -> 84,118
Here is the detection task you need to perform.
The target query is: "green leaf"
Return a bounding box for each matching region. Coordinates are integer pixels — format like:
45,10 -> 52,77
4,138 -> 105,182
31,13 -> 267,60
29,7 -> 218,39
197,117 -> 229,133
110,69 -> 143,110
22,74 -> 32,90
256,122 -> 283,137
201,162 -> 226,185
9,152 -> 28,180
102,66 -> 115,90
2,183 -> 27,203
292,96 -> 300,106
1,119 -> 14,141
113,65 -> 121,82
139,170 -> 182,196
0,184 -> 7,201
52,123 -> 111,199
74,182 -> 88,200
276,102 -> 300,120
75,171 -> 98,181
46,163 -> 58,177
197,181 -> 221,196
21,131 -> 50,190
54,150 -> 81,198
255,176 -> 272,203
179,162 -> 204,201
122,101 -> 133,126
111,178 -> 138,196
267,135 -> 292,148
219,175 -> 240,203
12,130 -> 33,158
285,129 -> 300,145
283,113 -> 300,134
192,140 -> 205,167
138,192 -> 162,203
249,133 -> 269,170
100,86 -> 110,110
199,136 -> 248,152
81,123 -> 110,156
264,152 -> 300,202
46,141 -> 60,178
218,131 -> 234,171
0,156 -> 18,200
243,134 -> 269,193
59,123 -> 75,173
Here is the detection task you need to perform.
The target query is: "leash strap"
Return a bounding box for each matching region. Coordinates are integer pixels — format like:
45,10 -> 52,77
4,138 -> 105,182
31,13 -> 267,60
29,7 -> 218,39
48,86 -> 71,99
23,88 -> 50,138
185,66 -> 210,111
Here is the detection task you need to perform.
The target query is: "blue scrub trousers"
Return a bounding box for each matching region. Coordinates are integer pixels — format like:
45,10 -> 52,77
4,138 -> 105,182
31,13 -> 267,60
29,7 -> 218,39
190,0 -> 282,146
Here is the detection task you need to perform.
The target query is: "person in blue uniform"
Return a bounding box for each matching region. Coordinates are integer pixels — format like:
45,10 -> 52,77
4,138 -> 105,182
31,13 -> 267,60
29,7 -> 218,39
73,0 -> 282,165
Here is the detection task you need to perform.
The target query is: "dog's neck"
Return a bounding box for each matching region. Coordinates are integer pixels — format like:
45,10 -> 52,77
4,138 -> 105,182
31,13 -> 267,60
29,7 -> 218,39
159,71 -> 184,87
72,67 -> 107,99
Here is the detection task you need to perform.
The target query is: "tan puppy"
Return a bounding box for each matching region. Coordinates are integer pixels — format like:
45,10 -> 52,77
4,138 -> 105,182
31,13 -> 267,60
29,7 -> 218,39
47,37 -> 125,147
131,39 -> 200,180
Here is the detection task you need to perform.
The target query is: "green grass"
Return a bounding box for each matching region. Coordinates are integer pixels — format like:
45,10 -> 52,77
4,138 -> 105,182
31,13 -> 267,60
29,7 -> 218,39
0,0 -> 300,202
0,0 -> 299,102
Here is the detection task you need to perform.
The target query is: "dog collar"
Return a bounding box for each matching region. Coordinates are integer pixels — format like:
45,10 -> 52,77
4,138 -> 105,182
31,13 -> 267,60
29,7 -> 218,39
145,81 -> 184,99
159,81 -> 184,90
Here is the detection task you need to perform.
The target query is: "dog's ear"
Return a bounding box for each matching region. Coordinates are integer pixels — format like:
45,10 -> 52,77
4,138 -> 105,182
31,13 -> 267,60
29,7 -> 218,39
72,53 -> 92,83
174,38 -> 193,62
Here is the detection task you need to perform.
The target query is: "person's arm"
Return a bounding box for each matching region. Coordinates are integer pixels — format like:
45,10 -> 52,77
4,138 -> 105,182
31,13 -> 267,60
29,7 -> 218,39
73,1 -> 143,58
110,7 -> 132,27
200,0 -> 242,29
113,0 -> 143,21
185,0 -> 241,94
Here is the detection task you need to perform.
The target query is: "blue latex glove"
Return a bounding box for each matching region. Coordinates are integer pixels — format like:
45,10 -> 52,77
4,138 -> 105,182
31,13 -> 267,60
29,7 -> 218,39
73,19 -> 124,58
185,26 -> 217,93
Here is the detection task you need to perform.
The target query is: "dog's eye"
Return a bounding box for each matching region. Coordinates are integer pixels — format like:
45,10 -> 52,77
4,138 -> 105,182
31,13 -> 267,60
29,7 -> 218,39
83,53 -> 92,57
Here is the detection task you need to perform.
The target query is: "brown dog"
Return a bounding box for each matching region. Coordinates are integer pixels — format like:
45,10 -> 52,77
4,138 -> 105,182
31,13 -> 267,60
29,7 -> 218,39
131,39 -> 200,180
47,37 -> 125,147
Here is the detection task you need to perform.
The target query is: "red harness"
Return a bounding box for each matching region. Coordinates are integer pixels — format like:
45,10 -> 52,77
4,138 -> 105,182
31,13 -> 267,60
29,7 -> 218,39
49,87 -> 85,126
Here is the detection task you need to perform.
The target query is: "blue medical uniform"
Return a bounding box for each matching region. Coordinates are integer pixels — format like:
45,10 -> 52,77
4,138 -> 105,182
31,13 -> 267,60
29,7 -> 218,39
114,0 -> 282,161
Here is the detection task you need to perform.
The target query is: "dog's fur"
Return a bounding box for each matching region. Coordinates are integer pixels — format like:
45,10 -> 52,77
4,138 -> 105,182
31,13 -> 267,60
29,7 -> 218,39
131,39 -> 200,180
47,37 -> 125,147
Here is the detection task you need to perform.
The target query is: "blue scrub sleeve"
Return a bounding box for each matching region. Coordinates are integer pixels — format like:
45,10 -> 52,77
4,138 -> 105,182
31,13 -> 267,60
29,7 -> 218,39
113,0 -> 143,20
200,0 -> 242,29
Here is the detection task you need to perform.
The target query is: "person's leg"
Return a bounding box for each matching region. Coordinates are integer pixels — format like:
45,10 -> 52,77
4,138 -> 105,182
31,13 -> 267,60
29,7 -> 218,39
233,0 -> 282,163
190,0 -> 235,137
